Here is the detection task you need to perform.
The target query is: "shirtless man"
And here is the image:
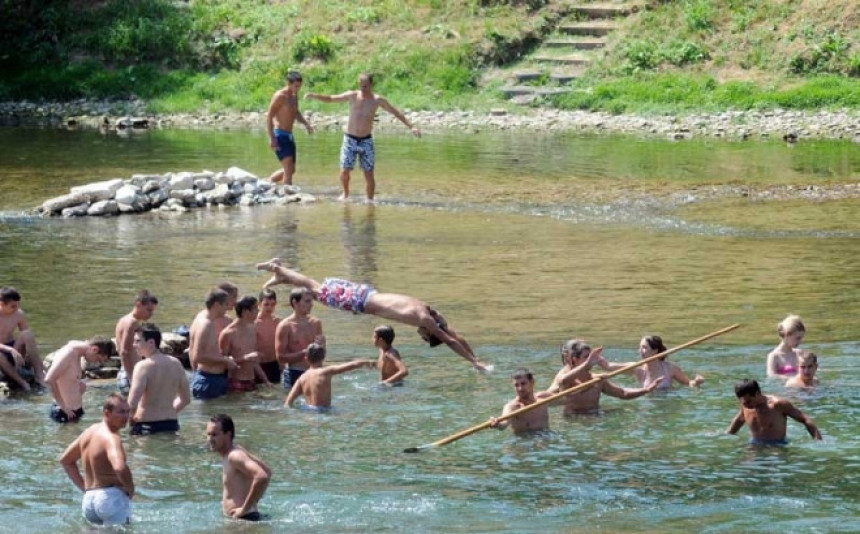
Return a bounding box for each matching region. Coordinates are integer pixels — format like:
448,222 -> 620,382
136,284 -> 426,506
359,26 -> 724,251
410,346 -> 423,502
255,289 -> 282,385
190,288 -> 238,400
258,259 -> 491,372
786,351 -> 820,388
220,296 -> 265,392
284,343 -> 375,410
374,325 -> 408,386
115,289 -> 158,394
207,414 -> 272,521
276,287 -> 324,390
548,339 -> 661,415
215,282 -> 239,338
305,72 -> 420,201
727,378 -> 822,445
44,337 -> 114,423
489,368 -> 552,435
59,393 -> 134,527
0,286 -> 46,389
127,323 -> 191,435
266,70 -> 313,185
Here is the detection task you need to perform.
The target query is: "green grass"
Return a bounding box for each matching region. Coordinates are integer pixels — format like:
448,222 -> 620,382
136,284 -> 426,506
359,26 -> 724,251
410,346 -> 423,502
1,0 -> 858,114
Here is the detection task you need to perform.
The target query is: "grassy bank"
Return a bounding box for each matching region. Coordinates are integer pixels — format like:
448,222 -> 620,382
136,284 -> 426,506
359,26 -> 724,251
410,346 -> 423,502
1,0 -> 857,115
549,0 -> 859,113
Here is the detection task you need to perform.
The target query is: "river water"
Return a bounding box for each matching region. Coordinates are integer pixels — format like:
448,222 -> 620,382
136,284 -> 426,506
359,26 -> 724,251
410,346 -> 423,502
0,126 -> 858,532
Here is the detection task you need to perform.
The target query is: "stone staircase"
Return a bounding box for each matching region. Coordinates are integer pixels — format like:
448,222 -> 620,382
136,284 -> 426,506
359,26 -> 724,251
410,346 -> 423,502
500,2 -> 641,101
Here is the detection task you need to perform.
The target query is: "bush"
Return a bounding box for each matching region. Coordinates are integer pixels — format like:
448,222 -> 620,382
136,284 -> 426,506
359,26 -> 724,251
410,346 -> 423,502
292,33 -> 335,63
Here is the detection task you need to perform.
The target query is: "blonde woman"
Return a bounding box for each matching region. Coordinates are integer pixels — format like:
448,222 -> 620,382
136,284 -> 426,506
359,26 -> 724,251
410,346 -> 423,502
767,315 -> 805,378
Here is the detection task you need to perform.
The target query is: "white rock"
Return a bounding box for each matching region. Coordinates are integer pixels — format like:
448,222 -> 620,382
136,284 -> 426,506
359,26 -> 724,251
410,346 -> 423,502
147,188 -> 169,206
71,178 -> 124,201
167,172 -> 195,191
87,200 -> 119,216
42,191 -> 89,213
226,166 -> 257,183
169,189 -> 196,201
61,203 -> 90,218
114,184 -> 140,205
142,180 -> 161,194
194,177 -> 216,191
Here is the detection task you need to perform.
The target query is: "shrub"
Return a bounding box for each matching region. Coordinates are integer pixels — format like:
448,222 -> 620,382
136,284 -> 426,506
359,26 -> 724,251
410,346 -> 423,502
292,33 -> 335,62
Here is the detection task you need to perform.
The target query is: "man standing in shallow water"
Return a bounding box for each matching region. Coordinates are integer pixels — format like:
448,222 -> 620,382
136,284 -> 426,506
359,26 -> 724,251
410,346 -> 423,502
727,378 -> 822,445
206,414 -> 272,522
266,70 -> 313,185
305,72 -> 421,201
59,393 -> 134,527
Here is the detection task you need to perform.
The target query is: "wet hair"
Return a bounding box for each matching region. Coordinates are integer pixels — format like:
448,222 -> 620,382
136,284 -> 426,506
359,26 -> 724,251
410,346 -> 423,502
205,288 -> 229,309
218,282 -> 238,299
374,325 -> 395,346
0,286 -> 21,303
734,379 -> 761,398
778,314 -> 805,338
561,339 -> 590,364
259,288 -> 277,302
235,295 -> 258,317
88,335 -> 115,357
287,70 -> 302,83
290,287 -> 313,307
137,323 -> 162,348
643,335 -> 668,360
511,367 -> 534,382
798,351 -> 818,366
306,343 -> 326,363
134,289 -> 158,306
210,414 -> 235,440
359,72 -> 374,85
103,392 -> 127,412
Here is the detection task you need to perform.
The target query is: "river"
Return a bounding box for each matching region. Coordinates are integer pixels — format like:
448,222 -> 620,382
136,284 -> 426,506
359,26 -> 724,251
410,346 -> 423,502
0,126 -> 857,532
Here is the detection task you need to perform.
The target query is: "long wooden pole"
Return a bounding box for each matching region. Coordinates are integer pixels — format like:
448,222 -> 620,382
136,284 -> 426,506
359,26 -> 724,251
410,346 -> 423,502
403,323 -> 740,453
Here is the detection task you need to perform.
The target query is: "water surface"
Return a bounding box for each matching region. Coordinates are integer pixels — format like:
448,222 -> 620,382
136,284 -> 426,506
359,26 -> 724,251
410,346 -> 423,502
0,126 -> 857,532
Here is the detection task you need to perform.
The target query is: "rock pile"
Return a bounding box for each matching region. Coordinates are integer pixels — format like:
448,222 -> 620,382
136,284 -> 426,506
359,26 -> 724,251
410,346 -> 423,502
35,167 -> 316,218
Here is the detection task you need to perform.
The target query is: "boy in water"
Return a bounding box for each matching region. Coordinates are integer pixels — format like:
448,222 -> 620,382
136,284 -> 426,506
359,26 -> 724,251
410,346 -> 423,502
220,296 -> 266,392
44,337 -> 114,423
255,289 -> 282,385
374,325 -> 408,386
785,351 -> 820,389
0,286 -> 46,390
284,343 -> 375,410
726,378 -> 822,445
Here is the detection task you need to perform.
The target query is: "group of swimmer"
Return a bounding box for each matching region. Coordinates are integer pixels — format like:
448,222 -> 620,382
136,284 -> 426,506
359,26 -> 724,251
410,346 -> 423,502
0,272 -> 826,527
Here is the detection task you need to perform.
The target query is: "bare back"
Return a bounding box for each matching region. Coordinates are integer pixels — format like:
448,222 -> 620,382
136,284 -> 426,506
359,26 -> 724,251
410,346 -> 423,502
190,310 -> 226,374
363,293 -> 429,327
115,313 -> 140,374
129,353 -> 189,422
291,368 -> 333,407
221,446 -> 271,516
79,424 -> 128,490
44,343 -> 85,411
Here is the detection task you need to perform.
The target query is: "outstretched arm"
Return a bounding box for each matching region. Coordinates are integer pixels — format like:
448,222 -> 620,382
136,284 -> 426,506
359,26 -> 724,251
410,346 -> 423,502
601,378 -> 661,400
546,348 -> 604,394
780,400 -> 822,439
488,401 -> 516,430
326,359 -> 376,376
305,91 -> 354,103
670,363 -> 704,387
378,97 -> 420,137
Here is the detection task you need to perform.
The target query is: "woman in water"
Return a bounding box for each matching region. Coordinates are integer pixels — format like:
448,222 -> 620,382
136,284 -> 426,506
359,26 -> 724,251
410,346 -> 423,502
766,314 -> 805,378
598,335 -> 704,390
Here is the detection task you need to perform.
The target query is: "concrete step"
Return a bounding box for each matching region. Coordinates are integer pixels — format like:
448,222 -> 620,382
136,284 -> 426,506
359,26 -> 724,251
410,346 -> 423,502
532,53 -> 592,66
570,3 -> 640,19
512,68 -> 585,84
544,37 -> 606,50
500,86 -> 572,98
559,21 -> 618,36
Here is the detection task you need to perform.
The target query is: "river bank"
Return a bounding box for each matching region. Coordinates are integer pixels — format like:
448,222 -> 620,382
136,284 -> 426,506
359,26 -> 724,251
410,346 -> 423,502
2,99 -> 859,142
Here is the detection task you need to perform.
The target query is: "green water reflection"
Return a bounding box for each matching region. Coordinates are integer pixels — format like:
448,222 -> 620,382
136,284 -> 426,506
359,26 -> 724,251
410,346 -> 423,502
0,127 -> 857,532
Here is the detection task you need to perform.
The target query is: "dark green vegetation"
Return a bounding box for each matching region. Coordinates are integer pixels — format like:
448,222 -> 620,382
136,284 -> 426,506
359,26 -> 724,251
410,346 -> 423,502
1,0 -> 857,114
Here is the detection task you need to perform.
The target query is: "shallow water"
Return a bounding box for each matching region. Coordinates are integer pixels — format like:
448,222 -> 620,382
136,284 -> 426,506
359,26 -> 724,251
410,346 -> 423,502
0,127 -> 858,532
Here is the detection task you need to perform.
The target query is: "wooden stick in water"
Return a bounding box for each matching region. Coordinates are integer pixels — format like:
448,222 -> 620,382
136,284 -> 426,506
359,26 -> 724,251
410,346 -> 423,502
403,323 -> 741,453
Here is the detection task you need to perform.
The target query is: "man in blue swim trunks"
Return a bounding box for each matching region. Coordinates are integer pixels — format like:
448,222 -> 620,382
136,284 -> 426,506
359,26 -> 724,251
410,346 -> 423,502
266,70 -> 314,186
305,72 -> 420,201
257,259 -> 491,371
190,289 -> 238,400
726,379 -> 822,445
